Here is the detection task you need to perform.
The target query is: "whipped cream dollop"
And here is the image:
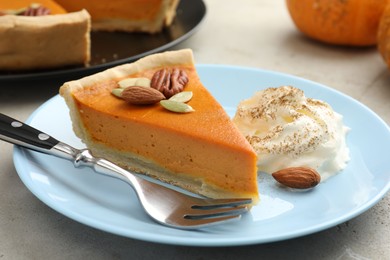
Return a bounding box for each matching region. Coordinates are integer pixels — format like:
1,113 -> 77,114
233,86 -> 350,181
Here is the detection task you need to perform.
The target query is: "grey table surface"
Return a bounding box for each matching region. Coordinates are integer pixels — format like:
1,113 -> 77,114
1,1 -> 389,259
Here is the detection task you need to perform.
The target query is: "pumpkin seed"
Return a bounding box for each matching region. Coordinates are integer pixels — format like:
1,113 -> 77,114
169,91 -> 193,103
160,100 -> 194,113
118,78 -> 137,88
118,77 -> 151,88
111,88 -> 124,98
135,78 -> 151,88
3,7 -> 27,15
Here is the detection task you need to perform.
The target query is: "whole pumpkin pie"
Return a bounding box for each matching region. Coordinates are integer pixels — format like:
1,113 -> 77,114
59,49 -> 259,203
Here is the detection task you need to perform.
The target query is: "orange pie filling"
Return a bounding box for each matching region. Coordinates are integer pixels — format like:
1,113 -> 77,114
55,0 -> 165,21
54,0 -> 180,32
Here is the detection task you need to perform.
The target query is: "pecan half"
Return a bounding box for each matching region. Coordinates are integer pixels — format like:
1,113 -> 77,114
151,68 -> 189,98
22,4 -> 51,16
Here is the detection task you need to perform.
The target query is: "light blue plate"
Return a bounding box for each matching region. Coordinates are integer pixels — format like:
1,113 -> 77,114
13,65 -> 390,246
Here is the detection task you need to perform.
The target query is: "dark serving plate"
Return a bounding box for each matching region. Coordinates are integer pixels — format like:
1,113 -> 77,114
0,0 -> 206,81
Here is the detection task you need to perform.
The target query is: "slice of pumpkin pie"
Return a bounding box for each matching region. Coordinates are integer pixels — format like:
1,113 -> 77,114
59,49 -> 259,203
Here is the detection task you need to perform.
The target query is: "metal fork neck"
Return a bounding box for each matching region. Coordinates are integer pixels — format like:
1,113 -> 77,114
51,142 -> 138,188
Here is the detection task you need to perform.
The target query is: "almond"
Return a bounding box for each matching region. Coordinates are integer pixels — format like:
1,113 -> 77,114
121,86 -> 165,105
271,167 -> 321,189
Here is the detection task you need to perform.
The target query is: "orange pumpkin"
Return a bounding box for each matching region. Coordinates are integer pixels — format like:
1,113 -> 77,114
286,0 -> 389,46
378,3 -> 390,68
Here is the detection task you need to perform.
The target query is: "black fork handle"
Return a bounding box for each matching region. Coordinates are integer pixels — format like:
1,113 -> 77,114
0,113 -> 60,153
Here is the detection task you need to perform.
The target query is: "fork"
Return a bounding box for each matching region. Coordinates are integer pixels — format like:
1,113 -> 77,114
0,113 -> 252,229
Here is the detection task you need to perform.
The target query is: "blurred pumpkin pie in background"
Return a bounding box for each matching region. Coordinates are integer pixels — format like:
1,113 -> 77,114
0,0 -> 181,71
0,1 -> 91,71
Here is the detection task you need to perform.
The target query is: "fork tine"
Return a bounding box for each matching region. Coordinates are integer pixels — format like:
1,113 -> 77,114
185,205 -> 249,220
166,214 -> 243,229
191,198 -> 252,210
